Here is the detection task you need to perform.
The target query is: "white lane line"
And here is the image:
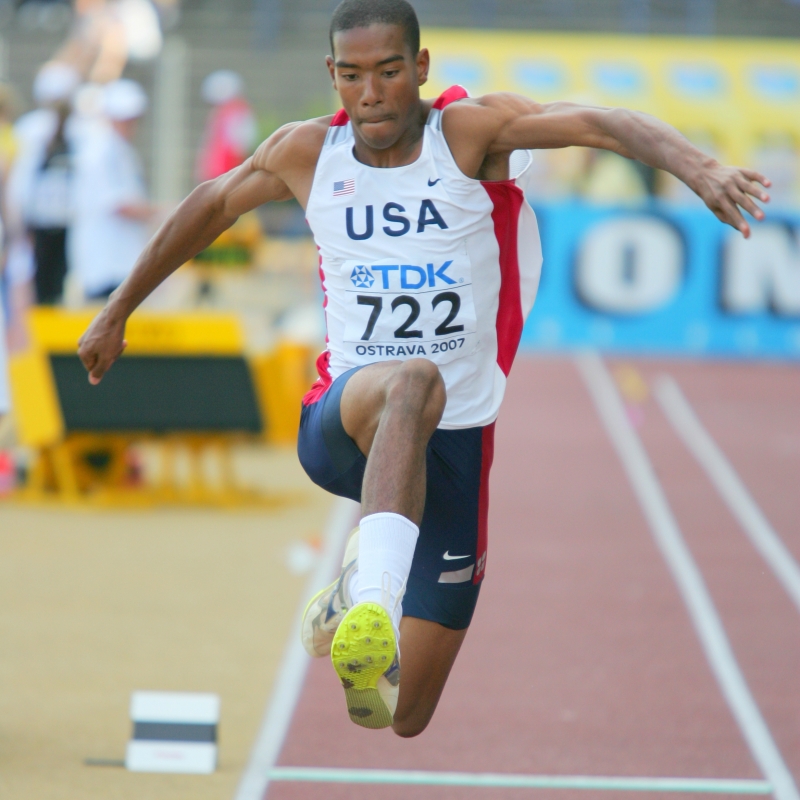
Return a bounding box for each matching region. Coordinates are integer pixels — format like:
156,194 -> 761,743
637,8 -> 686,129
576,353 -> 799,800
269,766 -> 771,794
655,375 -> 800,616
233,497 -> 359,800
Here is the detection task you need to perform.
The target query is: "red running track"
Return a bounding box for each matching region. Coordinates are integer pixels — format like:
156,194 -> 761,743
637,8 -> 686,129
266,355 -> 800,800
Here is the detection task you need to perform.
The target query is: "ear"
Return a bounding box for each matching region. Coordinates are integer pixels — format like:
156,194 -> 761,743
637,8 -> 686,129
416,48 -> 430,87
326,55 -> 337,89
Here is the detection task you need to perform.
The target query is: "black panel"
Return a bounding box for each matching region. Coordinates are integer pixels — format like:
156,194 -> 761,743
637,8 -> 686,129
133,721 -> 217,743
50,355 -> 263,434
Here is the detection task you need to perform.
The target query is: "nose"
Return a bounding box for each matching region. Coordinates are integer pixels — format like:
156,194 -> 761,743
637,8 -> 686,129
360,73 -> 382,107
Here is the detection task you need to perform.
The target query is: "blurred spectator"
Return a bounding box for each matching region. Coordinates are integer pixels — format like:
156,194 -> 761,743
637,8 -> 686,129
6,62 -> 81,306
0,83 -> 18,188
0,92 -> 9,420
195,70 -> 257,183
57,0 -> 163,84
0,91 -> 9,420
0,82 -> 19,308
69,79 -> 154,301
0,284 -> 8,422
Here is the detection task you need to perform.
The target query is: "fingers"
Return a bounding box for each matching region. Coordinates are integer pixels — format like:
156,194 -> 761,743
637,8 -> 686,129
729,184 -> 765,221
738,168 -> 772,189
88,354 -> 116,385
735,172 -> 770,204
715,196 -> 750,238
712,169 -> 772,237
88,353 -> 110,385
80,340 -> 126,386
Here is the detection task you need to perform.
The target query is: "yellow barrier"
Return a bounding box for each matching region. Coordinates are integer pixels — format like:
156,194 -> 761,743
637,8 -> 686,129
27,306 -> 244,355
8,308 -> 314,507
251,342 -> 315,445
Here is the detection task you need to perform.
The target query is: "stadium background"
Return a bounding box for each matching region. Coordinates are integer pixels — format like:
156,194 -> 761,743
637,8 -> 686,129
0,2 -> 798,799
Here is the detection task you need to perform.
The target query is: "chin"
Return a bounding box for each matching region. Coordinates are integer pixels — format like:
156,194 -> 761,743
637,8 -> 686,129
357,121 -> 401,150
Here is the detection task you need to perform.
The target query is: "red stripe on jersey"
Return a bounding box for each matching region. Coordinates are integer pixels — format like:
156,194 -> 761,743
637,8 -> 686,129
303,257 -> 332,406
303,351 -> 332,406
331,109 -> 350,126
433,85 -> 469,110
482,180 -> 525,377
474,422 -> 495,584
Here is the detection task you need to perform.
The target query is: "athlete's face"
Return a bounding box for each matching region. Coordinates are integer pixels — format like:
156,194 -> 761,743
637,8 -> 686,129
327,24 -> 429,151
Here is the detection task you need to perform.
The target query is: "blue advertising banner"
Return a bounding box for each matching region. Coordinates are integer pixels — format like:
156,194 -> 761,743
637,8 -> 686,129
522,202 -> 800,359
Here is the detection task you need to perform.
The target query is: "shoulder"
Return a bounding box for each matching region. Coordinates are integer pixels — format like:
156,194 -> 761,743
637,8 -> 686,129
441,92 -> 543,131
253,116 -> 331,175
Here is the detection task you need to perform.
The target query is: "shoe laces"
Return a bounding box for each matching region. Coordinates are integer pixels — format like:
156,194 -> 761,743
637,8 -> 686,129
380,571 -> 407,619
380,571 -> 406,660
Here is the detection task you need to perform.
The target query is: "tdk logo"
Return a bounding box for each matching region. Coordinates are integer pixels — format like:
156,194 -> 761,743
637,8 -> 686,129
350,265 -> 375,288
350,261 -> 457,290
346,200 -> 448,240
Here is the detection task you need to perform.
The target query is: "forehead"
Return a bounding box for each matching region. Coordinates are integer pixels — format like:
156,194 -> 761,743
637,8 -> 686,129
332,23 -> 410,63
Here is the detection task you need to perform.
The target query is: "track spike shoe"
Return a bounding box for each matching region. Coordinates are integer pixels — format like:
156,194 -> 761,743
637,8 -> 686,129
331,602 -> 398,729
376,653 -> 401,718
301,527 -> 359,658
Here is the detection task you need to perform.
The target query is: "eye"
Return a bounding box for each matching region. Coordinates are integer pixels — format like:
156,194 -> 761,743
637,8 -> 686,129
342,73 -> 358,81
383,69 -> 400,78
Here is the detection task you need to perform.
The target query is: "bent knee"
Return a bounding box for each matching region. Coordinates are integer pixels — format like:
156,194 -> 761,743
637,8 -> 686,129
391,694 -> 438,738
391,715 -> 431,738
387,359 -> 445,409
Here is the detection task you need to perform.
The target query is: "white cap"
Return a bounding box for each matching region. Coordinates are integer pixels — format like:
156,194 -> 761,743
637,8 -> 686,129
201,70 -> 243,105
33,62 -> 81,106
102,79 -> 148,121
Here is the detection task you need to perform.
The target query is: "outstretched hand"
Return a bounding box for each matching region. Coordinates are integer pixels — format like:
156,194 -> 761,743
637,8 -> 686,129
693,163 -> 771,239
77,308 -> 128,385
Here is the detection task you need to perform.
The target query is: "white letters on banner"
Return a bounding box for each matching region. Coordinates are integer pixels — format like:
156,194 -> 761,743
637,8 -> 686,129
722,225 -> 800,315
575,217 -> 683,314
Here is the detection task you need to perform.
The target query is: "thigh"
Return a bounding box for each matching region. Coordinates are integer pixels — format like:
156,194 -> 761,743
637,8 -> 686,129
297,366 -> 368,500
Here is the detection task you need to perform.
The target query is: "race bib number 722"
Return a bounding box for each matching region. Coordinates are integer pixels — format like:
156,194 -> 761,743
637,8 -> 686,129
341,251 -> 478,365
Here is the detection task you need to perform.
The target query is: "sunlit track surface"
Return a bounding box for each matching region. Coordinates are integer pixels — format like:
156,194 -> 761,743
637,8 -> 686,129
630,359 -> 800,786
254,355 -> 799,800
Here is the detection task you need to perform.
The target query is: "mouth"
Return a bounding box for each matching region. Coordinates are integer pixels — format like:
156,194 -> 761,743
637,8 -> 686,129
358,115 -> 395,127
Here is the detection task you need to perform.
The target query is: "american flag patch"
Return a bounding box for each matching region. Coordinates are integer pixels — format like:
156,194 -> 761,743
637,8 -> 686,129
333,179 -> 355,196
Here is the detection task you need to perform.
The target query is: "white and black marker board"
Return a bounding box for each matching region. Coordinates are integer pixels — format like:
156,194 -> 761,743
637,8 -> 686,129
126,691 -> 220,774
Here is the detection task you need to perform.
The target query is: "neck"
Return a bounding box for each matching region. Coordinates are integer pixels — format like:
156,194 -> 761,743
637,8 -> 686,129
351,103 -> 427,168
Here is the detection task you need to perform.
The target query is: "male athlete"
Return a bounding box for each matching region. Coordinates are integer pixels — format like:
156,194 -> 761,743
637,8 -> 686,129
78,0 -> 771,738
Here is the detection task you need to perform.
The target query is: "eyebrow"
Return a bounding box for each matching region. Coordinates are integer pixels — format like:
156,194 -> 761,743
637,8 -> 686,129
335,54 -> 405,68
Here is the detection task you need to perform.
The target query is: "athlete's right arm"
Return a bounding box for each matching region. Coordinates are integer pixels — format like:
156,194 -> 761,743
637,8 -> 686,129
78,118 -> 327,384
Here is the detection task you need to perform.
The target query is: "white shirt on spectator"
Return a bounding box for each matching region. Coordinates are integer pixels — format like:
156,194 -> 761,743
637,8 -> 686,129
69,122 -> 148,298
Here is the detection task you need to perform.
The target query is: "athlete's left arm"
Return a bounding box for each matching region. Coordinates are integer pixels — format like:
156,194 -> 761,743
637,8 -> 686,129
445,93 -> 771,239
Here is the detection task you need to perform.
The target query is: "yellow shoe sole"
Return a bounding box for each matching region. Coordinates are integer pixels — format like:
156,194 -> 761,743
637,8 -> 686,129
330,603 -> 397,729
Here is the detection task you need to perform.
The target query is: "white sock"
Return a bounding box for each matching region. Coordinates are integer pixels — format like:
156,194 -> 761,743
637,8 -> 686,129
353,512 -> 418,637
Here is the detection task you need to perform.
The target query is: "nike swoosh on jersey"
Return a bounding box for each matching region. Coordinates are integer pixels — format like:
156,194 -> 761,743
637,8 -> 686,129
442,551 -> 470,560
427,178 -> 441,186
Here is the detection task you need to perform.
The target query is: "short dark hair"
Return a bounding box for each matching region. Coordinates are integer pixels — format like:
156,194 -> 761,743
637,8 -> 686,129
330,0 -> 420,56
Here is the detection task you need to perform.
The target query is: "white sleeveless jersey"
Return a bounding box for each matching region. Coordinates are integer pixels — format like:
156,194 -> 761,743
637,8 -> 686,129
304,86 -> 542,429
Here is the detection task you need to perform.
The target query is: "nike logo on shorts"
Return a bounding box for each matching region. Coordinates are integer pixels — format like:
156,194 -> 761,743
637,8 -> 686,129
443,551 -> 469,560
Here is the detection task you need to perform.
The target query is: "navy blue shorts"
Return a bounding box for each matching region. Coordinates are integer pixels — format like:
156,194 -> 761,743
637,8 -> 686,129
298,366 -> 494,630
